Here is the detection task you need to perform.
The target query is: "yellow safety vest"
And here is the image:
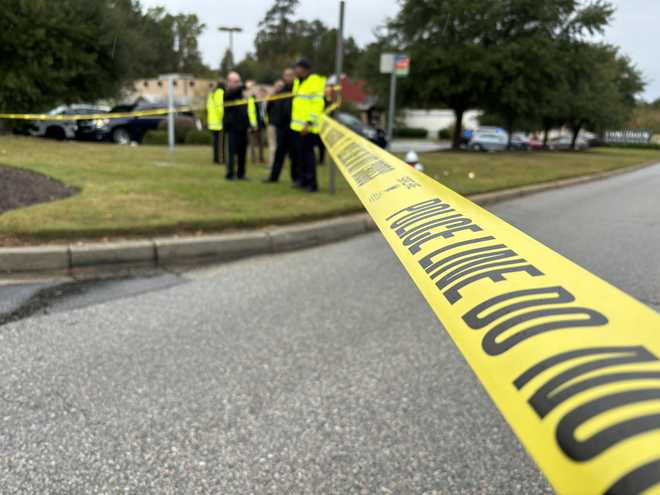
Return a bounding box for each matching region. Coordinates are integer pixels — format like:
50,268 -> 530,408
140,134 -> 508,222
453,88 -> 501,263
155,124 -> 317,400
291,74 -> 326,134
207,88 -> 224,131
247,97 -> 258,129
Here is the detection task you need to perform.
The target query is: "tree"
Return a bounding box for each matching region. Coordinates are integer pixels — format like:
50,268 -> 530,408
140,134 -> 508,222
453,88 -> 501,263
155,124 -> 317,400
562,43 -> 643,148
240,0 -> 362,82
220,49 -> 234,76
0,0 -> 125,112
377,0 -> 503,149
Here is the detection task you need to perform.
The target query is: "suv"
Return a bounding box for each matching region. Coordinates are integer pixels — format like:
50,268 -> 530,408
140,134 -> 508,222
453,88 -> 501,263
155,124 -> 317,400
29,104 -> 109,140
76,101 -> 200,144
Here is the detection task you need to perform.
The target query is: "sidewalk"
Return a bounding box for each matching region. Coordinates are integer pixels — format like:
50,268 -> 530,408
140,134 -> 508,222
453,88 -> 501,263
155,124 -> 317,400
388,139 -> 451,153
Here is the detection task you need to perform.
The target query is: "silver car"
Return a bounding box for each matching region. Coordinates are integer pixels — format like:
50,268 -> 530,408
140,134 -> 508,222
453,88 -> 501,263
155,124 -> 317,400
29,104 -> 109,140
469,132 -> 508,151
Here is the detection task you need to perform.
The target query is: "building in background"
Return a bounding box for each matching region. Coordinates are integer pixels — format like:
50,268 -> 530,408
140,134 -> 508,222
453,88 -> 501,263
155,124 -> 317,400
125,75 -> 216,106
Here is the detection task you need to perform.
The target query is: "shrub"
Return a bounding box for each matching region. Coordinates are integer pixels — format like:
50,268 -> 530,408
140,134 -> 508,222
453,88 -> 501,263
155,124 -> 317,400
185,129 -> 213,145
143,128 -> 192,145
393,127 -> 428,138
437,127 -> 453,140
142,130 -> 169,145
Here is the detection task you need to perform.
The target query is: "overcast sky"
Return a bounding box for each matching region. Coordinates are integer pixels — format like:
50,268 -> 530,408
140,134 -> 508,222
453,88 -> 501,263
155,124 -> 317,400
141,0 -> 660,101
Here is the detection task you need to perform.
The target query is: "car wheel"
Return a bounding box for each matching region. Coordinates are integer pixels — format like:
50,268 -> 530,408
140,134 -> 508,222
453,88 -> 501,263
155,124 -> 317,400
112,127 -> 131,145
471,144 -> 482,152
45,126 -> 66,141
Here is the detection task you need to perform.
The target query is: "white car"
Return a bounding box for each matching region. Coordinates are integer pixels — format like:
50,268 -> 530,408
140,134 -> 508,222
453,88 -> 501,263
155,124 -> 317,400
548,135 -> 589,151
29,104 -> 109,140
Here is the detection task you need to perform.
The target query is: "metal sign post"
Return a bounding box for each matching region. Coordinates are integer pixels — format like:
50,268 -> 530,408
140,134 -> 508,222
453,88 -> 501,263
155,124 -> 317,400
380,53 -> 410,146
167,77 -> 175,152
330,0 -> 345,195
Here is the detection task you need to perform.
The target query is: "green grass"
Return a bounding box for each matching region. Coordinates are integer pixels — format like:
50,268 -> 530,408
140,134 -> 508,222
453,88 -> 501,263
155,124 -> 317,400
0,135 -> 658,244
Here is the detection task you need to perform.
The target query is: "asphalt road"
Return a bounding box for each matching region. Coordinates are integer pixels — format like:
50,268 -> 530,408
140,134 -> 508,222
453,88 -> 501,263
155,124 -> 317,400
0,163 -> 658,494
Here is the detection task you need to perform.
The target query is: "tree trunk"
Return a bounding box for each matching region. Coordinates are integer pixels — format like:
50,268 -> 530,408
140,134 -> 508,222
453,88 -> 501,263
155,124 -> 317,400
506,119 -> 514,150
571,122 -> 582,151
543,126 -> 550,148
452,108 -> 464,150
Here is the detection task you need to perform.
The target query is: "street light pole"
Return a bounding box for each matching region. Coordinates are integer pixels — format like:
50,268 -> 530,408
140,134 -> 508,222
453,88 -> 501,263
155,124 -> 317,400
330,0 -> 345,195
218,26 -> 243,71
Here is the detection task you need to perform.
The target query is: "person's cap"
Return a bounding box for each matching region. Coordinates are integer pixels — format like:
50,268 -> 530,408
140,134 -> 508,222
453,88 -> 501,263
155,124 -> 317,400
295,58 -> 311,69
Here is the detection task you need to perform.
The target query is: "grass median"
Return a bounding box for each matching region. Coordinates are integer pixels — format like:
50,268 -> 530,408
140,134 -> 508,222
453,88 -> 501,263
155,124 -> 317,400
0,135 -> 658,244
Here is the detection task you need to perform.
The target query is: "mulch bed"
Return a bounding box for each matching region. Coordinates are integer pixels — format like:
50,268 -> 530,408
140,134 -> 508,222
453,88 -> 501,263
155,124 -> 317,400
0,165 -> 77,215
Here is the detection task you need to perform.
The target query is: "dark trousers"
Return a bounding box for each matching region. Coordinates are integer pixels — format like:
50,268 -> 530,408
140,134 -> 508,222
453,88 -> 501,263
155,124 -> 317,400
316,135 -> 326,165
227,130 -> 247,179
269,126 -> 297,182
211,130 -> 222,164
293,131 -> 318,189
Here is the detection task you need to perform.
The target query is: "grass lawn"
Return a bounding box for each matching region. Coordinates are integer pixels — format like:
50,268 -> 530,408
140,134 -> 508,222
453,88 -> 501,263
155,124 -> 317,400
0,135 -> 658,244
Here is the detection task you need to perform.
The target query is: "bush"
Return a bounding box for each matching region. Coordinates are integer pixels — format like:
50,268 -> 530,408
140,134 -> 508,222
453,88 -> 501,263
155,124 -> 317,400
143,128 -> 191,145
394,127 -> 428,138
437,127 -> 453,140
185,129 -> 213,145
142,130 -> 169,145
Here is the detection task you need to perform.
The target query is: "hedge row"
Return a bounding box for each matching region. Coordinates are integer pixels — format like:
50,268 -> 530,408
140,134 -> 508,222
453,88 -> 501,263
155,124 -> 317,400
143,129 -> 212,146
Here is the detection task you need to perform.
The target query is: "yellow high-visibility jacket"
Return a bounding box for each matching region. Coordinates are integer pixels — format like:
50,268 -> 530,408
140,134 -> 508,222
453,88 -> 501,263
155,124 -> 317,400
247,97 -> 258,129
291,74 -> 326,134
207,88 -> 224,131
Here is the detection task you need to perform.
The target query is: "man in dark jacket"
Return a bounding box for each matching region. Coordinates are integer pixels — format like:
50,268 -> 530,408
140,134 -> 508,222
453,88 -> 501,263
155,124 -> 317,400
223,71 -> 254,180
264,68 -> 297,183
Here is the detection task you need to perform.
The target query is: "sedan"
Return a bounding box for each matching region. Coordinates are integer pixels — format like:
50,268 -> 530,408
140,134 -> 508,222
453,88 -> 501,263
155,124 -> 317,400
469,132 -> 508,152
29,105 -> 109,140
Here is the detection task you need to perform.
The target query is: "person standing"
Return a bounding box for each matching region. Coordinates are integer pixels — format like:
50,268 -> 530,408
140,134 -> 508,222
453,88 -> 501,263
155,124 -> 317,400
290,59 -> 326,192
223,71 -> 257,180
206,79 -> 225,164
266,80 -> 284,168
264,68 -> 296,183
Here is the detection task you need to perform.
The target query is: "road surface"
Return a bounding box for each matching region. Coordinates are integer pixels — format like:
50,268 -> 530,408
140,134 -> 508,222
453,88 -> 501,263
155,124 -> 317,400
0,163 -> 658,493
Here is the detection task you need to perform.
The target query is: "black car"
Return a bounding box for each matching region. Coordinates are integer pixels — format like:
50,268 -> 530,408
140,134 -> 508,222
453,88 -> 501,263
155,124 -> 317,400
334,112 -> 387,148
76,102 -> 199,144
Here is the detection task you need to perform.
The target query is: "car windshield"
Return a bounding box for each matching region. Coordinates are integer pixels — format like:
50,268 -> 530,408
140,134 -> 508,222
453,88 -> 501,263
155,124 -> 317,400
338,113 -> 364,128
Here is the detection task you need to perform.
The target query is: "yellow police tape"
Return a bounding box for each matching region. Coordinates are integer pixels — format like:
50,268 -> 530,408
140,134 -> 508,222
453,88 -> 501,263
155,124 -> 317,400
0,85 -> 341,122
319,114 -> 660,495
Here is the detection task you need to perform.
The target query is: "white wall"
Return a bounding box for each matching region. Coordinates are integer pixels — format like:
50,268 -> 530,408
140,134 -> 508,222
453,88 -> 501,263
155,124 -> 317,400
401,109 -> 481,137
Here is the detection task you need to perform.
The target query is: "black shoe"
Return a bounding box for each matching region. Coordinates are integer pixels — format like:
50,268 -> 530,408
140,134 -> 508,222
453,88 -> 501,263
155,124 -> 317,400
306,185 -> 319,193
262,178 -> 278,183
226,175 -> 235,181
292,182 -> 306,189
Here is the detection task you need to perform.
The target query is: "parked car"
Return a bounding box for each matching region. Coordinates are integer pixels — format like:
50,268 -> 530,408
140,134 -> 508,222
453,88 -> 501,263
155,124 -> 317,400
527,135 -> 544,151
510,133 -> 530,151
469,132 -> 508,151
76,101 -> 200,144
334,112 -> 387,148
548,135 -> 589,151
28,104 -> 109,140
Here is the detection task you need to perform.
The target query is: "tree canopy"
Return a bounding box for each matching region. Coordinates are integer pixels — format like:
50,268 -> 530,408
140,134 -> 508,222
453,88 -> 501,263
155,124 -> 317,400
0,0 -> 211,113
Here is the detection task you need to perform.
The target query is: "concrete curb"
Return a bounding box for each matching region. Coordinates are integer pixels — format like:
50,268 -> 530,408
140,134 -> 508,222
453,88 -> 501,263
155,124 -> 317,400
1,161 -> 657,275
0,213 -> 377,275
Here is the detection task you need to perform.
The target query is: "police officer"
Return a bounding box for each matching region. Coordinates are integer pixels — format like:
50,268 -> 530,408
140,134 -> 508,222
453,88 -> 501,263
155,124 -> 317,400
290,58 -> 326,192
223,71 -> 257,180
206,79 -> 225,164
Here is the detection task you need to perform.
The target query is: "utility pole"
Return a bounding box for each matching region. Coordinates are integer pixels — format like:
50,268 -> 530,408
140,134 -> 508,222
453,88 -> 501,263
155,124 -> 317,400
330,0 -> 345,195
218,26 -> 242,71
387,67 -> 397,145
